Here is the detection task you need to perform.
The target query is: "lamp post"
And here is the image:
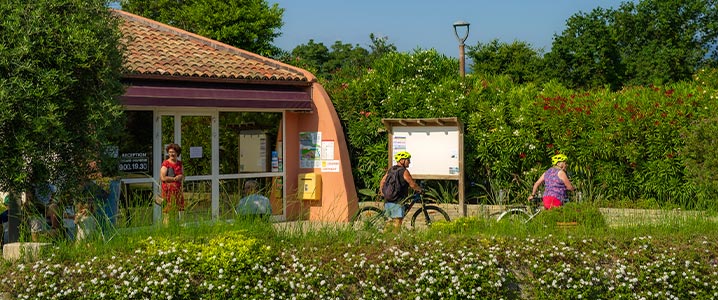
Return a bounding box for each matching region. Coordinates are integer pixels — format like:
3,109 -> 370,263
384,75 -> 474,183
453,20 -> 470,78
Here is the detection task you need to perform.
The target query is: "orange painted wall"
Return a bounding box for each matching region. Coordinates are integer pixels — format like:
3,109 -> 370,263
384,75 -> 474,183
284,82 -> 359,222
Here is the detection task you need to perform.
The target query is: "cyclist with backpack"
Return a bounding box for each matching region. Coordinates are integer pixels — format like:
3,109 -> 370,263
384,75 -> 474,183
379,151 -> 423,231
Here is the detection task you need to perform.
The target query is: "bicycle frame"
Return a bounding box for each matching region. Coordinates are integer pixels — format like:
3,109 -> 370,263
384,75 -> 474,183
401,193 -> 421,214
495,193 -> 583,223
494,196 -> 543,223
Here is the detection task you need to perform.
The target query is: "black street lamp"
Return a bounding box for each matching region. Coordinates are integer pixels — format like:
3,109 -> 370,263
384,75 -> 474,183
453,20 -> 470,78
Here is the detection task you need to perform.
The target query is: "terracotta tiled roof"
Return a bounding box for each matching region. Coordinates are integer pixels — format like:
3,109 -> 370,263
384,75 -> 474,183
114,10 -> 309,82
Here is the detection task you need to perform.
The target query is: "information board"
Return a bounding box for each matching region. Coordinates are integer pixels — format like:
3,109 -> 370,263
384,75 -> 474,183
390,126 -> 460,178
383,117 -> 466,216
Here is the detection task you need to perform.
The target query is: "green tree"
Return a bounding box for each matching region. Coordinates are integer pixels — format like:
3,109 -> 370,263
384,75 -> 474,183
545,0 -> 718,90
323,41 -> 371,78
120,0 -> 284,56
287,39 -> 330,75
0,0 -> 125,194
467,39 -> 544,84
543,7 -> 625,90
614,0 -> 718,86
282,34 -> 396,80
368,33 -> 397,60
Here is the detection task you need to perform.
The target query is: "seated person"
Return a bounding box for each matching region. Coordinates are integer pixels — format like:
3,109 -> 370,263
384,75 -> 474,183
28,183 -> 64,241
62,205 -> 77,241
236,180 -> 271,216
74,201 -> 97,242
72,180 -> 108,241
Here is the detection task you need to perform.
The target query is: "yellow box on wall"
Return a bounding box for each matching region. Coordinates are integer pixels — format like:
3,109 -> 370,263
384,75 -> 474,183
298,173 -> 322,200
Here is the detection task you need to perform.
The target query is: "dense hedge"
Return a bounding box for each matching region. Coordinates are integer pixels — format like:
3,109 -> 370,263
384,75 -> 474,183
326,50 -> 718,208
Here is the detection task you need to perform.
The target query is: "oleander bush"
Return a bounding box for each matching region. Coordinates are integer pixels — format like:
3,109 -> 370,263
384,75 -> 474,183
328,50 -> 718,209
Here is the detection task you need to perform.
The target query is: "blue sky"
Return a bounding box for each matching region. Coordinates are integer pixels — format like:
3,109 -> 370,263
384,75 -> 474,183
269,0 -> 634,57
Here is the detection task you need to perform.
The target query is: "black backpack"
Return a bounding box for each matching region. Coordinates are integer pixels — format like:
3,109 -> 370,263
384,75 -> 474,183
381,166 -> 405,201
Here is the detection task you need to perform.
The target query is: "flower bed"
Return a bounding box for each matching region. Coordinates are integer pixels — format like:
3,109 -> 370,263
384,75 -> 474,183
1,223 -> 717,299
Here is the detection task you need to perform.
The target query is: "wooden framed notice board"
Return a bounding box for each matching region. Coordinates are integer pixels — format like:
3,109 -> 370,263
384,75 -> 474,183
382,117 -> 466,216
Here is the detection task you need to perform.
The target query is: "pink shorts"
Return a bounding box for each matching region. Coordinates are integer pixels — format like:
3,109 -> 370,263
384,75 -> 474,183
543,196 -> 562,210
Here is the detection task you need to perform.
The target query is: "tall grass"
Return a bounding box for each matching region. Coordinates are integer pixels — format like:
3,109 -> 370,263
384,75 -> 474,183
17,199 -> 718,262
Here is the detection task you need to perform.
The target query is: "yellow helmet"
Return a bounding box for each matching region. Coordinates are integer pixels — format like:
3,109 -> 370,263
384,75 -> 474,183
394,151 -> 411,162
551,154 -> 568,165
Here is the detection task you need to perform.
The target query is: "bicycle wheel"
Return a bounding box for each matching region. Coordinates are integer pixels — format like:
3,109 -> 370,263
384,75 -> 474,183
351,206 -> 387,231
495,208 -> 531,223
410,205 -> 451,229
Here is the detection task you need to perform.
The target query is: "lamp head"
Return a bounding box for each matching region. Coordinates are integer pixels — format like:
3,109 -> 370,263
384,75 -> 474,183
453,20 -> 470,44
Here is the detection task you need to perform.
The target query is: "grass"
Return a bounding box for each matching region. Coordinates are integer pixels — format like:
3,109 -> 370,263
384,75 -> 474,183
1,202 -> 718,299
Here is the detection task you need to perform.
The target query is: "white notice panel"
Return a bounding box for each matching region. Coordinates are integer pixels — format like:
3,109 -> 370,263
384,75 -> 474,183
391,126 -> 460,177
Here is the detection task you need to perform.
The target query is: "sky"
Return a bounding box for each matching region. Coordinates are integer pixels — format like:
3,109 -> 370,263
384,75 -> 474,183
268,0 -> 634,57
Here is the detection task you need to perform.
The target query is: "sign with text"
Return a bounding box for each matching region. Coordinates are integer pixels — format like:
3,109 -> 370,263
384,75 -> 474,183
119,152 -> 150,173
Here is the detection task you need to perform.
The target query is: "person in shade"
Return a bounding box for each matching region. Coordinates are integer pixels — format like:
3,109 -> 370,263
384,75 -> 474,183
236,180 -> 271,217
160,143 -> 185,223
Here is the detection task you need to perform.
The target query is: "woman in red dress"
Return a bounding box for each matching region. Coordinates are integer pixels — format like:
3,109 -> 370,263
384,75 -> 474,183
160,143 -> 185,219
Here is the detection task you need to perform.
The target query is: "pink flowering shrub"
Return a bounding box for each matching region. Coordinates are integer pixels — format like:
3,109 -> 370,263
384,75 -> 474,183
328,49 -> 717,207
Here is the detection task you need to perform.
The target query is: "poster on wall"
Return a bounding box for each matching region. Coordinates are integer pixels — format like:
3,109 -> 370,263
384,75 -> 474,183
321,140 -> 334,160
189,146 -> 203,158
321,160 -> 340,172
299,131 -> 322,168
392,135 -> 407,153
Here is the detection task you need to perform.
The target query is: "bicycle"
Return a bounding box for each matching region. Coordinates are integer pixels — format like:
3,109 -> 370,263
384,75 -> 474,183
351,187 -> 451,231
492,191 -> 582,224
491,195 -> 543,224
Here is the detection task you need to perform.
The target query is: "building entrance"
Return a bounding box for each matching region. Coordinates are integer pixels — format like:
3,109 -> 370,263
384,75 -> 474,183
158,112 -> 216,221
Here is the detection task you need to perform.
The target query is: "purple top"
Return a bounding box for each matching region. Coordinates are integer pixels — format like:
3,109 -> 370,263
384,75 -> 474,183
543,167 -> 567,202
